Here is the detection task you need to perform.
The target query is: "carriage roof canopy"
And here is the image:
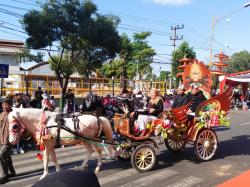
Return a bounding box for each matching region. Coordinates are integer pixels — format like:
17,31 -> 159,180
224,70 -> 250,83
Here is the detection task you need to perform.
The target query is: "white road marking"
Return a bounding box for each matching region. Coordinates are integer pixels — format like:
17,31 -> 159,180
239,122 -> 250,126
13,148 -> 86,167
119,169 -> 178,187
167,176 -> 203,187
99,168 -> 137,185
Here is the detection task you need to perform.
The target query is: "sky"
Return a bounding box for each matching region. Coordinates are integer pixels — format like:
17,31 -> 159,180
1,0 -> 250,75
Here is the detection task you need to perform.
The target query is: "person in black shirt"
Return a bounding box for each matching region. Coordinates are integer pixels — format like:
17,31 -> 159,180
186,83 -> 206,119
172,84 -> 189,109
33,86 -> 43,109
129,88 -> 148,127
64,89 -> 75,114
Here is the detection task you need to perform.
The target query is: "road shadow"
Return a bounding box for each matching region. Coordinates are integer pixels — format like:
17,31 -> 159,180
213,126 -> 231,132
155,134 -> 250,169
215,135 -> 250,159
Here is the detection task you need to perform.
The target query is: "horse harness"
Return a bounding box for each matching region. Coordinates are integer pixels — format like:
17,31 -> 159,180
54,114 -> 104,147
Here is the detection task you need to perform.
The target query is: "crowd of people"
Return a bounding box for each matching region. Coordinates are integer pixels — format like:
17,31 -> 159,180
232,88 -> 250,111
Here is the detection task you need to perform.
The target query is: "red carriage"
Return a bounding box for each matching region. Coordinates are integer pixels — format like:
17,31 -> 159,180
113,58 -> 233,172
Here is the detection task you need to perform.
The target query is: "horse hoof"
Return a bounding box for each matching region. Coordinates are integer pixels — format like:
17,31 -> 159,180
39,174 -> 46,180
95,167 -> 101,173
82,165 -> 88,170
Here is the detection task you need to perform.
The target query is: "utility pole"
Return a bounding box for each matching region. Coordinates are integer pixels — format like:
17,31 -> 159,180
170,24 -> 184,51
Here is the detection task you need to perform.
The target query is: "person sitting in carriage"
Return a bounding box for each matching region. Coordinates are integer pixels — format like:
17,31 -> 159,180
133,88 -> 164,135
172,84 -> 189,109
129,87 -> 148,129
186,83 -> 207,120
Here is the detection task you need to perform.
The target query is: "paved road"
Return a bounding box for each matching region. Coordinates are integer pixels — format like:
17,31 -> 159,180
2,110 -> 250,187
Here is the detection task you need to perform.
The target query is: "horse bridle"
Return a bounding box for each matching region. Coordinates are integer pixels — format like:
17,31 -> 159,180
9,116 -> 26,143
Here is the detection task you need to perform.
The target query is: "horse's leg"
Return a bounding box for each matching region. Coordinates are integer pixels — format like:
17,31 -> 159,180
48,140 -> 61,172
81,142 -> 94,169
40,145 -> 49,180
94,145 -> 102,173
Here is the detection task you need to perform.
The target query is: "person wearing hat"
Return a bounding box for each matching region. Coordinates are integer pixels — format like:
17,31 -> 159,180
129,87 -> 148,128
0,98 -> 16,184
186,83 -> 206,117
172,84 -> 189,109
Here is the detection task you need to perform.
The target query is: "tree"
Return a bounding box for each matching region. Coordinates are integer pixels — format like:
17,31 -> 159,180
119,34 -> 133,90
22,0 -> 121,111
132,32 -> 156,79
100,32 -> 156,81
171,41 -> 196,87
226,50 -> 250,73
16,48 -> 44,64
159,70 -> 171,81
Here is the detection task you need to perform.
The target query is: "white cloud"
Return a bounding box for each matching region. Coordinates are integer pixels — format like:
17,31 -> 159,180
144,0 -> 192,5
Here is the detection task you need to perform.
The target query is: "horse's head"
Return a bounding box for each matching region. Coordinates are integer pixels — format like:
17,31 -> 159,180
8,111 -> 26,145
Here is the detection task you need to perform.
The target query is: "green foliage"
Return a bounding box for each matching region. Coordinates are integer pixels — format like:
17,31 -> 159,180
226,50 -> 250,73
132,32 -> 156,79
119,34 -> 133,89
159,71 -> 171,81
49,55 -> 76,77
16,48 -> 44,64
100,32 -> 155,80
171,41 -> 196,87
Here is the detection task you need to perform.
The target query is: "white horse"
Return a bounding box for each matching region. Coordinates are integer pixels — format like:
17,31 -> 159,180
7,108 -> 115,179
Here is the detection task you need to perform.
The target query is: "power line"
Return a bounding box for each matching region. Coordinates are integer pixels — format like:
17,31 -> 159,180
0,3 -> 30,11
0,7 -> 23,18
0,29 -> 25,39
120,23 -> 171,36
10,0 -> 39,7
0,20 -> 23,29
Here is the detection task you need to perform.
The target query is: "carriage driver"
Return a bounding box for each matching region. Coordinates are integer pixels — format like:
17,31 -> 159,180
129,87 -> 148,128
0,98 -> 16,184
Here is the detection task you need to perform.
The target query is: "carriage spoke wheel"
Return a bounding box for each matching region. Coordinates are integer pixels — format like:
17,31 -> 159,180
194,128 -> 218,161
131,145 -> 156,172
165,136 -> 186,153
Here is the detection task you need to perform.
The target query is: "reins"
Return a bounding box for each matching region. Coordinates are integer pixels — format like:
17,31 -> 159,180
46,114 -> 119,146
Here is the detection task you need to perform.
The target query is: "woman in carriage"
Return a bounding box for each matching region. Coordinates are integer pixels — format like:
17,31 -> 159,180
133,88 -> 164,135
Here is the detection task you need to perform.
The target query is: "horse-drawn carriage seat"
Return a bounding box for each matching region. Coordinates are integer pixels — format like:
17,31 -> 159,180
113,113 -> 154,141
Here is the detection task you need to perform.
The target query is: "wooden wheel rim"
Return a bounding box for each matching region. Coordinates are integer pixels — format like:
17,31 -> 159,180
196,129 -> 217,160
167,138 -> 185,151
134,147 -> 155,170
120,149 -> 131,159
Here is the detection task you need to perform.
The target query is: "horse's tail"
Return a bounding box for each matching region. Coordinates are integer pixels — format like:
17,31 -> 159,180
99,116 -> 113,142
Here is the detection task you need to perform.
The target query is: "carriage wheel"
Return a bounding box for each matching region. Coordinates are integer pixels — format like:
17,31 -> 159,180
117,147 -> 132,162
194,128 -> 218,161
165,136 -> 186,153
131,145 -> 156,173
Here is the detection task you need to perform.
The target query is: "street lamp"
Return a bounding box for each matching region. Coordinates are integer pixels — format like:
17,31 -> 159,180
226,18 -> 230,55
209,1 -> 250,69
